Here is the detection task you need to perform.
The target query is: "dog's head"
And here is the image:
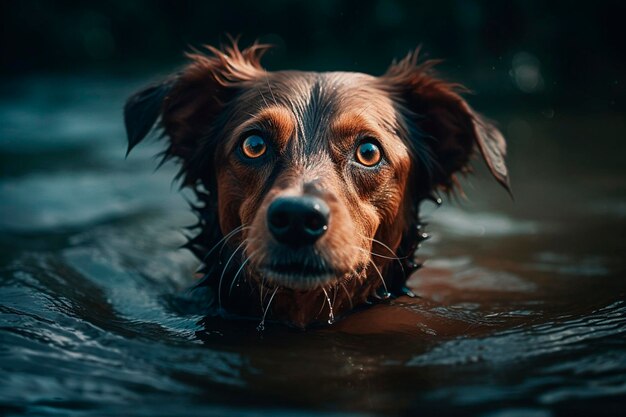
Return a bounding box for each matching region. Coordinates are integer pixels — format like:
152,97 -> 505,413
125,41 -> 509,326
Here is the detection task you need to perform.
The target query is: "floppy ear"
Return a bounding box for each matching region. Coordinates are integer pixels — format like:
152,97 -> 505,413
123,41 -> 270,183
383,50 -> 510,193
124,79 -> 175,156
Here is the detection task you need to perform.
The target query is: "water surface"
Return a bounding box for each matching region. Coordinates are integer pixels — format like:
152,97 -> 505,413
1,76 -> 625,416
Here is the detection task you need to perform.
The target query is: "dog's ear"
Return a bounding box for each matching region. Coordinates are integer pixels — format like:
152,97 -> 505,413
123,41 -> 270,173
382,50 -> 510,193
124,79 -> 175,156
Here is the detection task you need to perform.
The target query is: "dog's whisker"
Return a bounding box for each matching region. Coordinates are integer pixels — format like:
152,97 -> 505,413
339,282 -> 354,309
202,225 -> 249,262
257,286 -> 279,332
241,236 -> 260,254
259,276 -> 269,307
218,226 -> 253,258
359,233 -> 406,259
321,287 -> 335,324
330,284 -> 340,318
259,278 -> 264,307
262,280 -> 275,304
370,252 -> 403,260
368,258 -> 390,298
357,233 -> 407,276
257,88 -> 269,108
351,245 -> 402,261
354,104 -> 371,120
229,249 -> 258,297
316,288 -> 327,318
265,75 -> 277,105
201,226 -> 241,262
218,240 -> 247,310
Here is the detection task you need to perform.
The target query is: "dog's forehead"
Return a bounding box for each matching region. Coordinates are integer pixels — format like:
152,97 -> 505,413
262,70 -> 391,115
245,71 -> 399,141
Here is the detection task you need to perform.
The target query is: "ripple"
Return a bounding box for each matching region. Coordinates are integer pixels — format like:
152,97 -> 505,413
529,252 -> 611,277
427,206 -> 538,237
0,170 -> 191,232
407,301 -> 626,367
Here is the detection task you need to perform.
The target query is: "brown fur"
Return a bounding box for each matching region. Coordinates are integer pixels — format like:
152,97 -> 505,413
124,40 -> 510,328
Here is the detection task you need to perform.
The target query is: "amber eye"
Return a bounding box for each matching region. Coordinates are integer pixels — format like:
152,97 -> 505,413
355,140 -> 382,167
241,134 -> 267,159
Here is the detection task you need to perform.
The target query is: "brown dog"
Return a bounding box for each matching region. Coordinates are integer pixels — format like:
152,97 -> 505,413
124,41 -> 509,328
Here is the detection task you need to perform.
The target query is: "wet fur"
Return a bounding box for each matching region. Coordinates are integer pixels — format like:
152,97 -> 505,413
124,40 -> 510,328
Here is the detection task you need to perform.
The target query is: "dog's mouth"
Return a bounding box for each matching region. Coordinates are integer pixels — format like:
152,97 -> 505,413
257,259 -> 335,290
251,253 -> 369,291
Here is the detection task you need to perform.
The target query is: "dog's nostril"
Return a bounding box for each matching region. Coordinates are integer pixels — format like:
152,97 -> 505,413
267,196 -> 330,246
268,209 -> 290,230
304,211 -> 327,234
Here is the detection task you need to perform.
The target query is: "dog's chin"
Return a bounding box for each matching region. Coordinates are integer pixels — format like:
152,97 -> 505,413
254,262 -> 336,290
246,244 -> 369,290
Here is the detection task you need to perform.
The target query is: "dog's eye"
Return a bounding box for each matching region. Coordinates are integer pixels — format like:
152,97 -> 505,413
241,134 -> 267,159
355,140 -> 382,167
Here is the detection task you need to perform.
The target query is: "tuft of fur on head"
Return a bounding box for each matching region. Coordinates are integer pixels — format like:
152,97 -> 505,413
160,40 -> 272,186
383,47 -> 510,194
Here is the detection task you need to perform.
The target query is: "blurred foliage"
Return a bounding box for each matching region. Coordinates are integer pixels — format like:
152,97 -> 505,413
1,0 -> 624,109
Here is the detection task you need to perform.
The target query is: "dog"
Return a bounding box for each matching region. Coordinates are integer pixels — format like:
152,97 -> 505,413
124,40 -> 510,329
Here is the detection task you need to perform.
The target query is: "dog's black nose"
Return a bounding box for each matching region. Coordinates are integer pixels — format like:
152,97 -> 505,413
267,196 -> 330,246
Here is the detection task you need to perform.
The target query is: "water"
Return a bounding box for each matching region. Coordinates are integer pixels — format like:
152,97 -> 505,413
1,76 -> 625,416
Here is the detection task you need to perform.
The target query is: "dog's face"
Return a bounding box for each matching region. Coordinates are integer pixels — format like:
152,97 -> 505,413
214,71 -> 412,290
125,42 -> 509,326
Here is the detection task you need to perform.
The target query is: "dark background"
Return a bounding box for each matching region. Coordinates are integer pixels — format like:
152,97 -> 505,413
2,3 -> 626,416
2,0 -> 625,112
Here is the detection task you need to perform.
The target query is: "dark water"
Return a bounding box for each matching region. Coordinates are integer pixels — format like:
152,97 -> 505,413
1,76 -> 625,417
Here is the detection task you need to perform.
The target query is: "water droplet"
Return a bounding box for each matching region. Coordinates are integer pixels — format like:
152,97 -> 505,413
402,287 -> 417,297
322,289 -> 335,325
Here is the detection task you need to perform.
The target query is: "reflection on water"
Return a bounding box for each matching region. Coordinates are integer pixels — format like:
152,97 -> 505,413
1,77 -> 625,416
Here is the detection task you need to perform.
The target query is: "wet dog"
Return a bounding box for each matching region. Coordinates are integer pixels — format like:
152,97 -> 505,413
124,41 -> 510,328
